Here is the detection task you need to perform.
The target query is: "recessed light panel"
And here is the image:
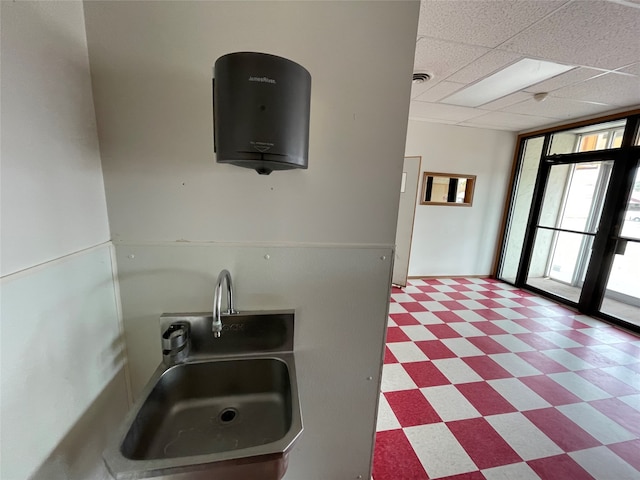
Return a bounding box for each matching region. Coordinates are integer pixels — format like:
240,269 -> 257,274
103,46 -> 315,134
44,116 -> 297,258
442,58 -> 575,107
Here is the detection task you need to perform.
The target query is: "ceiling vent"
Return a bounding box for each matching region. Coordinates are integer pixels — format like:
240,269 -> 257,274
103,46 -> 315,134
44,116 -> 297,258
412,73 -> 431,84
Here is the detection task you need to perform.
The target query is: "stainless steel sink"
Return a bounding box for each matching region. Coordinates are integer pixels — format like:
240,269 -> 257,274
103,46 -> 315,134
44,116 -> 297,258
104,311 -> 302,480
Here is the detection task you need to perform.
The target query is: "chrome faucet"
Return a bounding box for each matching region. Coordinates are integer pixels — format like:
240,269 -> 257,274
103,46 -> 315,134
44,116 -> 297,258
212,269 -> 237,337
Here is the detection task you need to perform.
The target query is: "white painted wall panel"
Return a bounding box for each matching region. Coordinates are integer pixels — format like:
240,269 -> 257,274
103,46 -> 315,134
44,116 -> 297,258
0,3 -> 128,479
29,370 -> 129,480
83,1 -> 418,246
405,120 -> 516,276
114,243 -> 393,480
0,1 -> 110,276
0,245 -> 126,480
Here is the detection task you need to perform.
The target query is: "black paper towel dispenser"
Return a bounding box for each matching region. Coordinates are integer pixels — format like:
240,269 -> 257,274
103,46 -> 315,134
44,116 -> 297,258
213,52 -> 311,175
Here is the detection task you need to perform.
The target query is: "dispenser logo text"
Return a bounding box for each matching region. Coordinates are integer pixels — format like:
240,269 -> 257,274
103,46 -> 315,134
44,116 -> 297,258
249,76 -> 276,84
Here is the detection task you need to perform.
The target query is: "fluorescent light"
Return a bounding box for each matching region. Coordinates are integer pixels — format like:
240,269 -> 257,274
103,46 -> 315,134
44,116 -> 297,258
442,58 -> 575,107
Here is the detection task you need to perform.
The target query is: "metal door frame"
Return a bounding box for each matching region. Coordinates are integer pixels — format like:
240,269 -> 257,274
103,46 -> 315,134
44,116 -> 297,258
501,114 -> 640,332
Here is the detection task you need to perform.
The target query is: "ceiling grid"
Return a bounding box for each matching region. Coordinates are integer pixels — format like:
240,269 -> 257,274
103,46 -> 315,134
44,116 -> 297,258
410,0 -> 640,131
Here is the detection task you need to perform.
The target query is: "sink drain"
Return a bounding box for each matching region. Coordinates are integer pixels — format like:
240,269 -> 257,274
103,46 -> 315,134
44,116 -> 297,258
219,408 -> 238,424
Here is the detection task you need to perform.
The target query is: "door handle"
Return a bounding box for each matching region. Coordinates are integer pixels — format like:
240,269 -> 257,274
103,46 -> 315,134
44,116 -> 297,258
613,238 -> 628,255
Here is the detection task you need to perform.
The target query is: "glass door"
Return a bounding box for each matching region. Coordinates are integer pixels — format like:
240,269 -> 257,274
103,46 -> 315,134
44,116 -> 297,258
600,166 -> 640,326
499,113 -> 640,332
525,160 -> 613,303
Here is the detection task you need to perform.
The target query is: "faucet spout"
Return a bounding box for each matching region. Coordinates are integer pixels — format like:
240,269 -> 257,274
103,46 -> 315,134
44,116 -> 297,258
212,269 -> 237,337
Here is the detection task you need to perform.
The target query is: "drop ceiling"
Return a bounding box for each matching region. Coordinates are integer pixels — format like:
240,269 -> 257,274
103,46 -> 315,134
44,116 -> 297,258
410,0 -> 640,132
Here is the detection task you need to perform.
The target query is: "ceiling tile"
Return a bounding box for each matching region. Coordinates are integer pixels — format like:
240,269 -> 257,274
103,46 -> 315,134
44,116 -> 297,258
503,97 -> 615,119
501,1 -> 640,70
417,0 -> 569,48
457,121 -> 522,132
466,111 -> 556,130
618,63 -> 640,76
411,81 -> 434,99
447,50 -> 523,84
523,67 -> 606,94
414,81 -> 465,102
409,101 -> 486,122
413,37 -> 489,83
409,117 -> 460,126
477,92 -> 532,111
550,72 -> 640,106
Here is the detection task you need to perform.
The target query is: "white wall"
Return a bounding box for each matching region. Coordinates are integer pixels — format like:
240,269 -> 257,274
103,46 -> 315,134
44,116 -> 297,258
404,120 -> 517,276
82,1 -> 419,479
0,3 -> 128,479
0,2 -> 110,277
84,0 -> 415,246
1,246 -> 127,480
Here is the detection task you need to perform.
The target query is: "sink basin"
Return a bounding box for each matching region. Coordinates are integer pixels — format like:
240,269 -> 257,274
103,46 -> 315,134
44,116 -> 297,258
104,311 -> 302,480
122,358 -> 292,460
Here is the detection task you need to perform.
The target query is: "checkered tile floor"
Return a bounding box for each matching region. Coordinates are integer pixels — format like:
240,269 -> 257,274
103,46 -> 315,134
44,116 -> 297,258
373,278 -> 640,480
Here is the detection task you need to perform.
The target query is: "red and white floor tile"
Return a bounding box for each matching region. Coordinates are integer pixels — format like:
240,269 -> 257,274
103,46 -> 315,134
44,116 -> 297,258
373,278 -> 640,480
